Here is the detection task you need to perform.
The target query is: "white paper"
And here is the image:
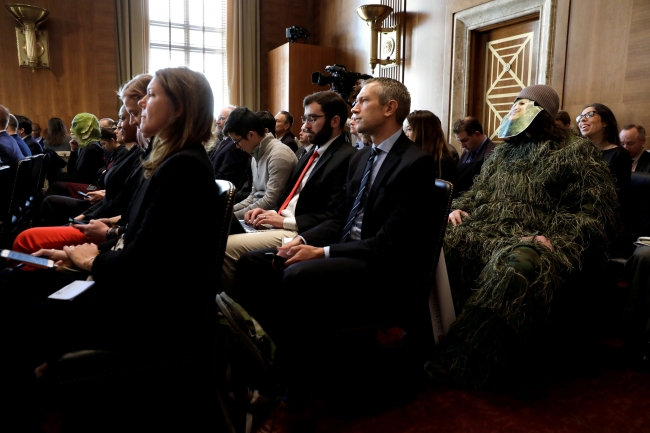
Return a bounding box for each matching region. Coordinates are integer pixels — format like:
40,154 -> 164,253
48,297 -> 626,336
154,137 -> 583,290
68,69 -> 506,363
48,280 -> 95,300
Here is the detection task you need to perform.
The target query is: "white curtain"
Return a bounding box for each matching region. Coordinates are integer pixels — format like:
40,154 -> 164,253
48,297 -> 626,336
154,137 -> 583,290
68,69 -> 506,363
227,0 -> 260,109
115,0 -> 150,87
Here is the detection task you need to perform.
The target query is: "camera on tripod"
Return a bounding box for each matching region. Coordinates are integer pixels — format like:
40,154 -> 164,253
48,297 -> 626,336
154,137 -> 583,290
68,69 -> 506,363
311,65 -> 372,106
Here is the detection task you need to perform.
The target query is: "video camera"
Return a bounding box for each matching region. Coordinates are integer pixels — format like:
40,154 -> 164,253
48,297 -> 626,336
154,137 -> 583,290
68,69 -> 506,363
286,26 -> 310,43
311,65 -> 373,106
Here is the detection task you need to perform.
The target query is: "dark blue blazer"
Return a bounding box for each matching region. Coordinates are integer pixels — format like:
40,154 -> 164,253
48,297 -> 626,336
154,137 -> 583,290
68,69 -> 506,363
209,136 -> 250,188
0,130 -> 25,165
24,135 -> 43,155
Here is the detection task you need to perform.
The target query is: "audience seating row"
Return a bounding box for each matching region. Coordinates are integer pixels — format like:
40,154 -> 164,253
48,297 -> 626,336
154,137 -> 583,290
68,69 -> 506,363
1,154 -> 48,246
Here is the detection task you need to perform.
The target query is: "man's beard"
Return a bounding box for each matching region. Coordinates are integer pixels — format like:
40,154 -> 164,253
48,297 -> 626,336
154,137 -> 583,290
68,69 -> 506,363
309,121 -> 332,146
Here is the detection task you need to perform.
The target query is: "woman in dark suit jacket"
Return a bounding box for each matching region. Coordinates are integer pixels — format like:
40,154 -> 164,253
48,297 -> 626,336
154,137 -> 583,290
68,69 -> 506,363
25,67 -> 219,362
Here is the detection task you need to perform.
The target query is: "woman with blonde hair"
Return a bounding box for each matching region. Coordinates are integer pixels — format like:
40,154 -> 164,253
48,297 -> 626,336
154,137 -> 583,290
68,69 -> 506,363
10,68 -> 220,386
404,110 -> 458,186
118,73 -> 152,147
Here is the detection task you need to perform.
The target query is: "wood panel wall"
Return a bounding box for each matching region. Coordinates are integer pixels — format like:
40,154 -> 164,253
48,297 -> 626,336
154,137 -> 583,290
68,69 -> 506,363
268,43 -> 337,137
315,0 -> 370,77
0,0 -> 118,134
563,0 -> 650,133
314,0 -> 650,140
259,0 -> 320,113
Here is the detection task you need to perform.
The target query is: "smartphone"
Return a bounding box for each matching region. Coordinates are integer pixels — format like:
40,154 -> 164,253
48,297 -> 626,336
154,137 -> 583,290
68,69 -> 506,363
1,249 -> 55,269
68,218 -> 87,225
265,252 -> 287,266
77,191 -> 89,198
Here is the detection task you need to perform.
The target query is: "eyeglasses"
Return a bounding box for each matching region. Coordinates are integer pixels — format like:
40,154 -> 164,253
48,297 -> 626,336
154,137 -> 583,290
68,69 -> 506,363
300,114 -> 325,124
576,111 -> 597,123
231,136 -> 246,147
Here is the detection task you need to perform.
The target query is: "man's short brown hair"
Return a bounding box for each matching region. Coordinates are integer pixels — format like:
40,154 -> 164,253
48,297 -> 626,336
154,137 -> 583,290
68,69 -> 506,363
303,91 -> 349,128
360,77 -> 411,124
555,110 -> 571,126
452,117 -> 483,136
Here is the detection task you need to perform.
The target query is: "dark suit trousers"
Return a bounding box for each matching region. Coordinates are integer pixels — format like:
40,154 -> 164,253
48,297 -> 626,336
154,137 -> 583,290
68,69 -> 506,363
37,195 -> 92,226
235,248 -> 388,389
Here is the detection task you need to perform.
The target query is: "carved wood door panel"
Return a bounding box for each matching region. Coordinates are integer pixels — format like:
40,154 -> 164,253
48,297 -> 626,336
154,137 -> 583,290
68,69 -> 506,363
469,16 -> 539,143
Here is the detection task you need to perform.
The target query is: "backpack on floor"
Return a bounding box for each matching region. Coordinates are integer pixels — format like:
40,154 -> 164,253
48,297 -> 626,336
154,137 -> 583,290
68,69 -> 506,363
215,292 -> 280,433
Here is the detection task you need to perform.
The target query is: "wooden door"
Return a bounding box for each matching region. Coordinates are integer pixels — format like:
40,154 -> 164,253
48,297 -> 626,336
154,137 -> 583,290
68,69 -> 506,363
469,15 -> 539,143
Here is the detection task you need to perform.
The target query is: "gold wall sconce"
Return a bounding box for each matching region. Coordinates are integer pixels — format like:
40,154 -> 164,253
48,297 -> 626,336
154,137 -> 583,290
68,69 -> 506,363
356,4 -> 400,74
5,3 -> 50,72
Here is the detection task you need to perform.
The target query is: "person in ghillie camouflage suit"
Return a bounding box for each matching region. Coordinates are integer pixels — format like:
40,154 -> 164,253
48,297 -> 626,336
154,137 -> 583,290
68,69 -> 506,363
434,85 -> 620,389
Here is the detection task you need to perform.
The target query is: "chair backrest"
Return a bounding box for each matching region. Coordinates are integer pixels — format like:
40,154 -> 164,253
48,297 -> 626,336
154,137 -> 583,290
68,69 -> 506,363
427,179 -> 454,285
37,151 -> 50,190
628,171 -> 650,236
214,179 -> 236,283
8,158 -> 32,220
427,179 -> 455,343
0,165 -> 12,227
29,153 -> 45,196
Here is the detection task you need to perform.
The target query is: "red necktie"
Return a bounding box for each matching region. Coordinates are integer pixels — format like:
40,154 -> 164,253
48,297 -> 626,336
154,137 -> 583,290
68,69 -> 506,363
278,149 -> 319,214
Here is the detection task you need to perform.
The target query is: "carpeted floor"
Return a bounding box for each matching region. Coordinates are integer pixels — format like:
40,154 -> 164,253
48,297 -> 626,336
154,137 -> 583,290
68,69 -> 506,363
315,368 -> 650,433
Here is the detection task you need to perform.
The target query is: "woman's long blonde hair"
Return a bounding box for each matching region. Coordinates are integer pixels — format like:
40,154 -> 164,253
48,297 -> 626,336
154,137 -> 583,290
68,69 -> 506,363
117,74 -> 152,99
142,67 -> 214,178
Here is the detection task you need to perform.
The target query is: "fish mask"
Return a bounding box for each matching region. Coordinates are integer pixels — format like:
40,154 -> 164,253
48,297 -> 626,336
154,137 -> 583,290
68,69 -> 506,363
70,113 -> 101,148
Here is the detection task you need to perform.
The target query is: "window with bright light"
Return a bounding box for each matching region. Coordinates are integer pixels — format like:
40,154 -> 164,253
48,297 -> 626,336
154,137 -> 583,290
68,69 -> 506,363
148,0 -> 228,113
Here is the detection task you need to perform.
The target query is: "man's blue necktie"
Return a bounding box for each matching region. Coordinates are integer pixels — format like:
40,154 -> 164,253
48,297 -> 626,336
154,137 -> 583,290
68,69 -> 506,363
340,146 -> 379,242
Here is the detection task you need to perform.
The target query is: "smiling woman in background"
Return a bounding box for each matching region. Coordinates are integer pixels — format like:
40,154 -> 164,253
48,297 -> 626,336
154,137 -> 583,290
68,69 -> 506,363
578,103 -> 631,229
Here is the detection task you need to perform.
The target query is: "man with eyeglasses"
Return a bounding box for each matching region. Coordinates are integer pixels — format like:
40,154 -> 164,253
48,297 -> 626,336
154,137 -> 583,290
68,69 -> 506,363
234,78 -> 438,430
208,105 -> 250,190
221,91 -> 357,288
224,107 -> 297,222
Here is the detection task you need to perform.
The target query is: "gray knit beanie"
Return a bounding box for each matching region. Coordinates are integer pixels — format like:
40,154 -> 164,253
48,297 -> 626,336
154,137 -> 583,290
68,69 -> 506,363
515,85 -> 559,119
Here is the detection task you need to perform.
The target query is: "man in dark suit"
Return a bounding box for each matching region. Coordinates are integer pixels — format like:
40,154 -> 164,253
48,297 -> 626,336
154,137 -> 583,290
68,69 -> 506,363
620,124 -> 650,173
453,117 -> 496,196
222,91 -> 357,284
274,110 -> 298,152
16,115 -> 43,155
0,105 -> 25,165
31,122 -> 44,148
294,129 -> 314,160
7,114 -> 32,157
235,78 -> 438,425
209,105 -> 250,188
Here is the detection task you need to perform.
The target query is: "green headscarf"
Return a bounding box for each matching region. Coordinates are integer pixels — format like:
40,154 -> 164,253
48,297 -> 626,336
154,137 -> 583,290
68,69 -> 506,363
70,113 -> 101,148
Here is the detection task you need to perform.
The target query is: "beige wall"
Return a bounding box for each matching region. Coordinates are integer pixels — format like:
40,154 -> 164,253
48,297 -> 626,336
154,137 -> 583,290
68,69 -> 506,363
312,0 -> 650,142
0,0 -> 119,133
